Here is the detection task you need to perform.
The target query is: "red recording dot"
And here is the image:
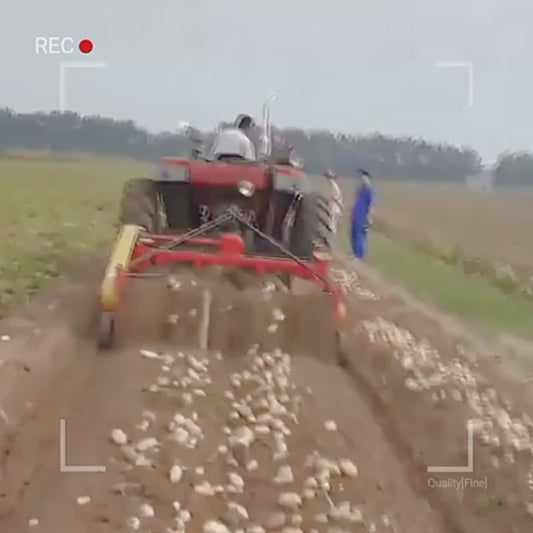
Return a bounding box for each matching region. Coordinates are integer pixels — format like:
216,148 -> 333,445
79,39 -> 93,54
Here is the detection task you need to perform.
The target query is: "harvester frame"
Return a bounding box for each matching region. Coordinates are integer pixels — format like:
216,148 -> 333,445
97,210 -> 347,349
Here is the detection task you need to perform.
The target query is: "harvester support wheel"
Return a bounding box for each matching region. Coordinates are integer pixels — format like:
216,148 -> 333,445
97,311 -> 115,350
289,191 -> 333,259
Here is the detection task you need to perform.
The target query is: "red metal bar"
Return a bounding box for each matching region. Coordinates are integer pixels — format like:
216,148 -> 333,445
121,231 -> 347,325
140,234 -> 220,246
131,243 -> 328,284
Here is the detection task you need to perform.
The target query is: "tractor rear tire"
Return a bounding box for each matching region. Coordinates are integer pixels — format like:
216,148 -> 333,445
289,192 -> 333,260
119,178 -> 163,232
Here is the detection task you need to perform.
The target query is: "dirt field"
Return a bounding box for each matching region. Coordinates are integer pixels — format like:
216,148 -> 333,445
0,259 -> 533,533
1,157 -> 533,532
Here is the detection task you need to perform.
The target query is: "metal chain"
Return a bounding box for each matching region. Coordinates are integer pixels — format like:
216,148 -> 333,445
281,191 -> 303,246
231,211 -> 330,289
129,212 -> 232,268
128,207 -> 331,292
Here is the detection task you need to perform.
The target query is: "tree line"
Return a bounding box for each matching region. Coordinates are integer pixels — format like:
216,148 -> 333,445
0,108 -> 531,185
493,151 -> 533,186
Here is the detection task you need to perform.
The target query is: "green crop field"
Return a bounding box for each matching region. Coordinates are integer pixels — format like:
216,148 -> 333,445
0,155 -> 150,306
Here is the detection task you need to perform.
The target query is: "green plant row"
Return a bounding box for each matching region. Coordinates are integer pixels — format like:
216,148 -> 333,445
372,217 -> 533,300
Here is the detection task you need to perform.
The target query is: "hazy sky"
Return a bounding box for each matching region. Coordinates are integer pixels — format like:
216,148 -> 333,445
1,0 -> 531,162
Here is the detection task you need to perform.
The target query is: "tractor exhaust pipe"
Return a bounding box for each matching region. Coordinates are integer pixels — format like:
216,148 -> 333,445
258,92 -> 277,161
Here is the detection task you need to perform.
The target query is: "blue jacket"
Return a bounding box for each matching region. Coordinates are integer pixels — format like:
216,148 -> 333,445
351,183 -> 374,227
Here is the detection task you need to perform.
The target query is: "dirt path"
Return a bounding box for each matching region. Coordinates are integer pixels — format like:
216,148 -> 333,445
0,269 -> 445,532
0,262 -> 531,532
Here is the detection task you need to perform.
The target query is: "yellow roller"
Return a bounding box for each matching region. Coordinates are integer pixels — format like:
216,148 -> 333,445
99,224 -> 141,312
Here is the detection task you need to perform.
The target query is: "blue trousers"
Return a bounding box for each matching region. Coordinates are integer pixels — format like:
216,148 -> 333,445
351,224 -> 368,259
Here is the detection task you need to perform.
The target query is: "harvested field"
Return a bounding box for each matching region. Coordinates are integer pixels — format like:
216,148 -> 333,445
337,180 -> 533,268
330,178 -> 533,341
364,181 -> 533,280
0,268 -> 441,532
1,261 -> 533,532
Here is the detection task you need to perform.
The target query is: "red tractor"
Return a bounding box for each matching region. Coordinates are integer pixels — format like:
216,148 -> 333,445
97,120 -> 345,349
118,155 -> 333,261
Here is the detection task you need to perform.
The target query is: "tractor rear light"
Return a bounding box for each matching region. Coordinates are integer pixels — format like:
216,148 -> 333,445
237,180 -> 255,198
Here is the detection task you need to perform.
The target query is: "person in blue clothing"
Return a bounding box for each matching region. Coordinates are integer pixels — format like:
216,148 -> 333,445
351,169 -> 375,259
